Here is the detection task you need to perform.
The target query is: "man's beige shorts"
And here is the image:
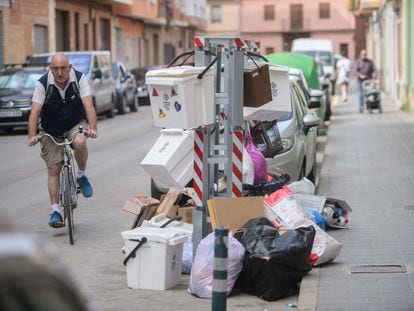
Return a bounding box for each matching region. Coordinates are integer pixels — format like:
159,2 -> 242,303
40,120 -> 89,168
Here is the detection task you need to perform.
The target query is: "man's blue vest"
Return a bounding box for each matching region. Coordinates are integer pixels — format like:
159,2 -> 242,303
39,69 -> 86,136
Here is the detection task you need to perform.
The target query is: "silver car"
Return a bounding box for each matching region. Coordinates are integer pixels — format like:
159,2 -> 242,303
266,78 -> 320,183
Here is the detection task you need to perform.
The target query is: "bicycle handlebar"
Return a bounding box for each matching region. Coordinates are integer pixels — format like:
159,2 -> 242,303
36,126 -> 87,146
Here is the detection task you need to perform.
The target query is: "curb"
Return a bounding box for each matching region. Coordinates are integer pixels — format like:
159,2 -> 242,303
297,95 -> 339,311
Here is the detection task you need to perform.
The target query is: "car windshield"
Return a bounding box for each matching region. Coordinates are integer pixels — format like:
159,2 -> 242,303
1,71 -> 44,89
299,51 -> 332,66
66,55 -> 91,75
0,73 -> 12,88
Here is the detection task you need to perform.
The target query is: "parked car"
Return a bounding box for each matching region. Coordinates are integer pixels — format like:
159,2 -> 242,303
131,67 -> 160,106
28,51 -> 116,118
148,76 -> 320,199
113,61 -> 138,114
315,60 -> 332,121
291,38 -> 336,94
265,78 -> 320,183
0,65 -> 47,132
0,215 -> 99,311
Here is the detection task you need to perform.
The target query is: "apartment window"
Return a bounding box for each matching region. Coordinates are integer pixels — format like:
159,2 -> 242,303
265,47 -> 274,55
290,4 -> 303,30
264,5 -> 274,21
100,18 -> 111,50
55,10 -> 70,51
34,25 -> 47,53
211,4 -> 222,23
319,3 -> 330,19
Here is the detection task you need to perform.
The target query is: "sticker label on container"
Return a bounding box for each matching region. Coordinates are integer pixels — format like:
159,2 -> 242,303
171,87 -> 178,97
174,101 -> 182,112
152,88 -> 159,96
158,108 -> 166,118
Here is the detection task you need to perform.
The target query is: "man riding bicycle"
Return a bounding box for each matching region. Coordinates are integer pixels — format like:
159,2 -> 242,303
27,53 -> 98,228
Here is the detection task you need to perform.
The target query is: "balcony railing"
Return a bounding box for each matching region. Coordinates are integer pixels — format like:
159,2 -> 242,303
281,18 -> 311,32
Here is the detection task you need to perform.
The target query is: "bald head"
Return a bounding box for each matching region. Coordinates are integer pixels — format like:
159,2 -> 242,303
50,53 -> 72,88
360,49 -> 367,59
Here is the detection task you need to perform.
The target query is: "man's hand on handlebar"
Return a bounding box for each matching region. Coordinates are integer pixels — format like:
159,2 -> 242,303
28,136 -> 39,147
87,129 -> 98,139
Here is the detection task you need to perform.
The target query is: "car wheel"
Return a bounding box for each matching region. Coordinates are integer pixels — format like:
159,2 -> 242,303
117,95 -> 127,115
106,98 -> 115,118
129,96 -> 138,112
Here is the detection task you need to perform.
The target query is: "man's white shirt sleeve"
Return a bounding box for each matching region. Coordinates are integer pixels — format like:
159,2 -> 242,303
32,81 -> 45,105
79,75 -> 91,98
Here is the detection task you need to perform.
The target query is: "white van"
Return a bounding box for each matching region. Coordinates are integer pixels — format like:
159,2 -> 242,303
29,51 -> 116,118
291,38 -> 336,89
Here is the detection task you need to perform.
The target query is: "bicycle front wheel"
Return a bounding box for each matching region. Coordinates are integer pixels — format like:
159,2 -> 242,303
62,166 -> 75,245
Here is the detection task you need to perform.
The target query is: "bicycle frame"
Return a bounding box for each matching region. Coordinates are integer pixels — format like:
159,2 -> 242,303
39,127 -> 85,245
60,140 -> 78,208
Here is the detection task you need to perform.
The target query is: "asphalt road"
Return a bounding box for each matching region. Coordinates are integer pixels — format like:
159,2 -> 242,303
0,106 -> 299,310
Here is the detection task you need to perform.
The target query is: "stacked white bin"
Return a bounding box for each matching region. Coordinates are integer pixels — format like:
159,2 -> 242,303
122,227 -> 188,290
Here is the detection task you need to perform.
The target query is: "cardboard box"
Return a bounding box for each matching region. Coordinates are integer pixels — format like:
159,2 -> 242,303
177,207 -> 194,224
207,197 -> 266,233
122,195 -> 160,229
156,188 -> 181,219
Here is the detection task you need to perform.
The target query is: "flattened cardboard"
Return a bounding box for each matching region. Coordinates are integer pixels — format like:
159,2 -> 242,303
207,197 -> 266,233
122,195 -> 160,215
156,188 -> 182,218
178,207 -> 194,224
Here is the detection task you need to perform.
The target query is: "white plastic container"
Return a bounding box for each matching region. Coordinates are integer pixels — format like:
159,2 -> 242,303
140,129 -> 193,188
244,63 -> 292,121
141,213 -> 193,242
146,66 -> 215,128
121,227 -> 188,290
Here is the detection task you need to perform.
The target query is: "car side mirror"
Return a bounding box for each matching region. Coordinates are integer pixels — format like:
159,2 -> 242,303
303,114 -> 321,134
93,69 -> 102,80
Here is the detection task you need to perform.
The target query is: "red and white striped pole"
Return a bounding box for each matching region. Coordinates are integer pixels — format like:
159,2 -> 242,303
232,130 -> 243,197
193,128 -> 204,207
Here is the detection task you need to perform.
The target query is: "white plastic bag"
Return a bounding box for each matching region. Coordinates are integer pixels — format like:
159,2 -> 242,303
288,177 -> 315,195
243,147 -> 254,185
182,242 -> 193,274
264,186 -> 342,266
188,232 -> 245,298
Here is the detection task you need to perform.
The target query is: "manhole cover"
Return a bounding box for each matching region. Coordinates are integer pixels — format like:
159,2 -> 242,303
350,264 -> 407,274
403,205 -> 414,211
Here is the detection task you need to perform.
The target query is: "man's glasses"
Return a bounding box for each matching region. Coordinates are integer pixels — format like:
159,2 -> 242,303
50,66 -> 69,72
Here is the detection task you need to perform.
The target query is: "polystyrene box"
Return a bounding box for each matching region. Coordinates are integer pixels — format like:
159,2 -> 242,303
244,63 -> 292,121
146,66 -> 215,129
121,227 -> 187,290
140,129 -> 193,188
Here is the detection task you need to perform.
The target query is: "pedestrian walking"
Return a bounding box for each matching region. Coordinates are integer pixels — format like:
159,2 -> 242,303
336,52 -> 352,102
27,53 -> 98,228
355,49 -> 376,113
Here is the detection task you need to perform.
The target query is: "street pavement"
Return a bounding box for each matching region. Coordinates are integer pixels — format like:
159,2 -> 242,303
297,80 -> 414,311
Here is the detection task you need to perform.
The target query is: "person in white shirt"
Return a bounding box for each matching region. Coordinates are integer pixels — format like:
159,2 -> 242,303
336,52 -> 352,102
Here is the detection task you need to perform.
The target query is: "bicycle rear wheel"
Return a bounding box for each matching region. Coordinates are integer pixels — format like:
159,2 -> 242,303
62,166 -> 75,245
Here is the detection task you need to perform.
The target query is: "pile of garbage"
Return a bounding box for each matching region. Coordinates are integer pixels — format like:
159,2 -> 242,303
121,178 -> 351,301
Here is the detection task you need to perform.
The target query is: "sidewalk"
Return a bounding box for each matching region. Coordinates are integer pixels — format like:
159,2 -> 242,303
298,81 -> 414,311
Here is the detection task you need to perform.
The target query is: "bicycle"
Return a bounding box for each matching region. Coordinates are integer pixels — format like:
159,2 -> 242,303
37,126 -> 87,245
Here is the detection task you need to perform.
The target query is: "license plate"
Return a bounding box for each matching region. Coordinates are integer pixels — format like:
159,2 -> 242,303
0,109 -> 22,117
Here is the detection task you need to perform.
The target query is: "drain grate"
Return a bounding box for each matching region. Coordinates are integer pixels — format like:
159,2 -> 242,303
403,205 -> 414,211
350,264 -> 407,274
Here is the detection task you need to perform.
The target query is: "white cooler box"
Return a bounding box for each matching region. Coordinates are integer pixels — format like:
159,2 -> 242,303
146,66 -> 215,129
244,63 -> 292,121
121,227 -> 188,290
141,129 -> 193,188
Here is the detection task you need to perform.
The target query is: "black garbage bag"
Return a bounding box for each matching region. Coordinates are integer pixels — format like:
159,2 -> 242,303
234,217 -> 315,301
